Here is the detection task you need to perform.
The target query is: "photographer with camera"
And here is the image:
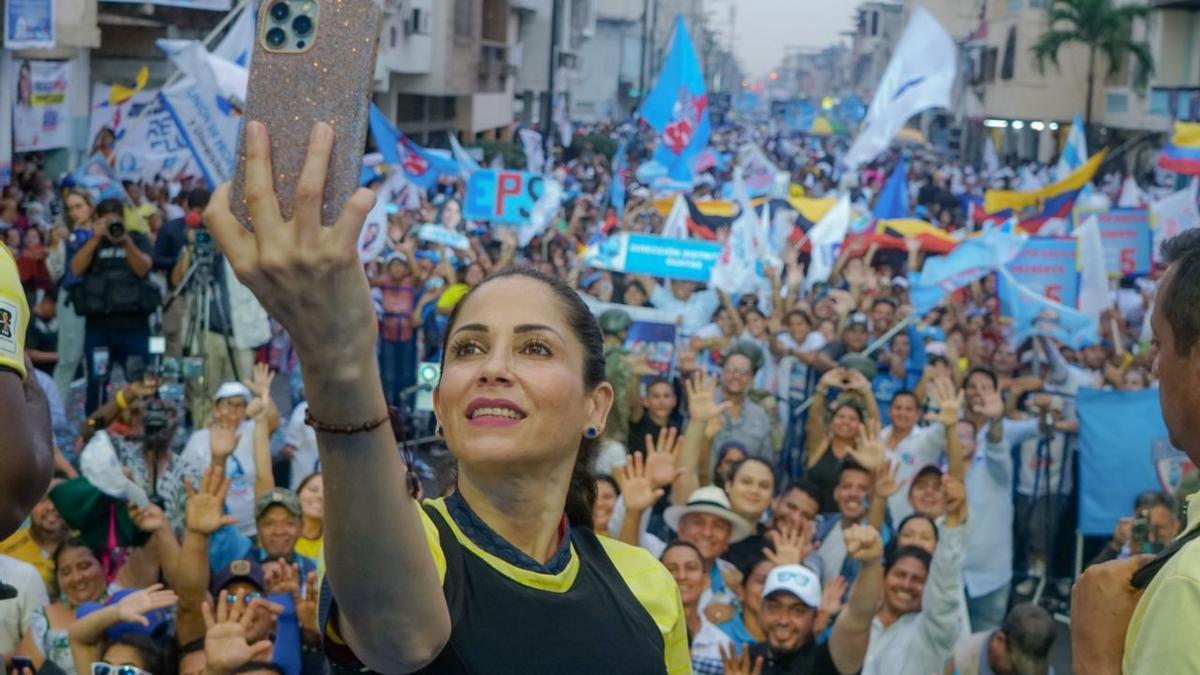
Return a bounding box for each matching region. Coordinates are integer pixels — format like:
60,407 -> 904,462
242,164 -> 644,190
69,198 -> 157,412
154,188 -> 209,357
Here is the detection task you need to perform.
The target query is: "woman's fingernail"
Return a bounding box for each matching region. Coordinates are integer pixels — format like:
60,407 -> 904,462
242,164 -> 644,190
314,122 -> 332,143
248,120 -> 263,145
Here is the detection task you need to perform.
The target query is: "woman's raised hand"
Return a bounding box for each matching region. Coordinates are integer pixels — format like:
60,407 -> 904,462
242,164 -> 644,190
204,121 -> 378,373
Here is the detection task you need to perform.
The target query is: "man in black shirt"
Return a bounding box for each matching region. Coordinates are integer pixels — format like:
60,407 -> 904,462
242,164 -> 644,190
69,198 -> 157,411
725,524 -> 883,675
153,188 -> 209,357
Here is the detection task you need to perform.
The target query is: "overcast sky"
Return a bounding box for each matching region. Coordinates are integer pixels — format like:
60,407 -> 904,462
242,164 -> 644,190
705,0 -> 857,79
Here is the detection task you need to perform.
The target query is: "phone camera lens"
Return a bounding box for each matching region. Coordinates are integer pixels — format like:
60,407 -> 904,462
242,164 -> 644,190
292,14 -> 313,35
265,26 -> 287,47
269,2 -> 289,21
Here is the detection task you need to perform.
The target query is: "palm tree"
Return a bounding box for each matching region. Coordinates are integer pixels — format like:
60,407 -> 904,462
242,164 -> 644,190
1031,0 -> 1155,132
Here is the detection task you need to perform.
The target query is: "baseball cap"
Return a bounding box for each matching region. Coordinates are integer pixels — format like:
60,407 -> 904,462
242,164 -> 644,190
846,312 -> 870,330
255,487 -> 302,520
761,563 -> 822,608
910,464 -> 944,487
210,558 -> 266,597
214,382 -> 252,403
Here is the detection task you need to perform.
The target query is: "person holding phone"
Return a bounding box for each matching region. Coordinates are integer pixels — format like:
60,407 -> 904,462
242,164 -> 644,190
204,121 -> 690,673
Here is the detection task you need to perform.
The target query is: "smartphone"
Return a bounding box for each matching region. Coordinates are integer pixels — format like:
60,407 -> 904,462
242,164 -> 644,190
10,656 -> 36,675
231,0 -> 383,228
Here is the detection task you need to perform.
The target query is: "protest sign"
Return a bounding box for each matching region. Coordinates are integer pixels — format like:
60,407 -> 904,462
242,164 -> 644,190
1151,180 -> 1200,263
583,232 -> 722,283
999,237 -> 1079,308
13,59 -> 71,152
5,0 -> 53,49
1074,207 -> 1152,276
357,195 -> 388,263
624,321 -> 677,378
463,170 -> 547,225
417,224 -> 471,251
1078,387 -> 1192,536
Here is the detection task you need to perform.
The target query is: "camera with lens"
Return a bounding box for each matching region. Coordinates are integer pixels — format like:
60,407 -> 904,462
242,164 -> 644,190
107,219 -> 126,241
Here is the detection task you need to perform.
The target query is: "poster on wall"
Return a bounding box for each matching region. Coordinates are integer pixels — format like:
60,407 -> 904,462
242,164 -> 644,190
13,59 -> 72,152
4,0 -> 54,49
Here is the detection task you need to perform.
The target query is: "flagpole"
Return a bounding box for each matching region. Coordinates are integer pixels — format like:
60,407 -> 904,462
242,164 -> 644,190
542,0 -> 561,167
163,0 -> 252,88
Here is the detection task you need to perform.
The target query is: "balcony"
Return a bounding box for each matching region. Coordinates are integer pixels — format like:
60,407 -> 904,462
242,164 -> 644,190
1150,87 -> 1200,122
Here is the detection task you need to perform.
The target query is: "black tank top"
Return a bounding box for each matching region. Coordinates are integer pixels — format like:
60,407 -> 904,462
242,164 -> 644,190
413,504 -> 668,674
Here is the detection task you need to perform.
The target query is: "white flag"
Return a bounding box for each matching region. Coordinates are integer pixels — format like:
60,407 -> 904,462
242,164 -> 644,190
1055,113 -> 1087,180
447,132 -> 481,178
983,135 -> 1000,174
518,128 -> 544,173
157,38 -> 247,103
660,195 -> 689,239
1075,215 -> 1109,318
842,7 -> 956,169
1117,175 -> 1148,208
212,3 -> 255,68
1152,178 -> 1200,262
516,177 -> 563,247
805,194 -> 851,289
710,169 -> 764,295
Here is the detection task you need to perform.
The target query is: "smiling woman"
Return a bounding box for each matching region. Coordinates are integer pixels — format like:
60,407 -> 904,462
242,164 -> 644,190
203,122 -> 690,674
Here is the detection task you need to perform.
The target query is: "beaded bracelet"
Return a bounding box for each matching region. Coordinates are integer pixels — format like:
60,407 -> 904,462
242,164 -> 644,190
304,407 -> 392,435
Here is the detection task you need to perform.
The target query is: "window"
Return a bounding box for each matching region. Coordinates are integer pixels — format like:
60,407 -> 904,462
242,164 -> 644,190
390,25 -> 397,48
1149,89 -> 1169,116
455,0 -> 476,38
481,0 -> 507,43
982,47 -> 998,83
871,11 -> 879,36
1106,91 -> 1129,114
1000,27 -> 1016,80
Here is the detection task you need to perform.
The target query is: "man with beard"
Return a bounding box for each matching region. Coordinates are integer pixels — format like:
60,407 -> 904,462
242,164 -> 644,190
812,313 -> 871,374
722,525 -> 884,675
0,478 -> 70,591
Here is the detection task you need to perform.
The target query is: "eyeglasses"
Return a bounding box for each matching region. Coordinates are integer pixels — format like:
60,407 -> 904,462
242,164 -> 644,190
224,591 -> 264,604
92,663 -> 153,675
724,366 -> 753,376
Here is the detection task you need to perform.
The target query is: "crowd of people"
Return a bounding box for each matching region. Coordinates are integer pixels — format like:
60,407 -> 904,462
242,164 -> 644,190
0,109 -> 1194,675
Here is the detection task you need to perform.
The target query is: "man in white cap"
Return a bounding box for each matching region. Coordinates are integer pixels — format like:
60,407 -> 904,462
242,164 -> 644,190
728,525 -> 883,675
178,372 -> 279,536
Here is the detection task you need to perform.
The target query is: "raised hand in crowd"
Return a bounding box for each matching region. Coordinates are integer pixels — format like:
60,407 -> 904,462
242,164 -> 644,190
943,475 -> 968,527
719,643 -> 764,675
67,583 -> 179,674
295,570 -> 321,645
203,590 -> 280,675
244,362 -> 275,420
185,465 -> 238,535
210,420 -> 238,464
763,523 -> 812,567
848,417 -> 884,471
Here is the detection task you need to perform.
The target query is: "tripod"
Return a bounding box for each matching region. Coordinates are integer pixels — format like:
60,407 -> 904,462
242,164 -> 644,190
164,233 -> 240,427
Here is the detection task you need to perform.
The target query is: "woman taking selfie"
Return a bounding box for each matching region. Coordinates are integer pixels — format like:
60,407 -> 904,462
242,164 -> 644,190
204,121 -> 689,673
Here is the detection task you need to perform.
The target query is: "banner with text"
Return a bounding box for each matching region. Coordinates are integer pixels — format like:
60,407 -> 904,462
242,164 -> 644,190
13,59 -> 71,152
5,0 -> 54,49
159,78 -> 240,189
583,232 -> 722,282
1074,207 -> 1152,276
89,86 -> 195,182
464,169 -> 547,225
999,237 -> 1079,309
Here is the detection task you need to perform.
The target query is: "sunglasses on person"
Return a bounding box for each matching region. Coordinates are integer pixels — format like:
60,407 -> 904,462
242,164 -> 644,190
92,663 -> 153,675
225,591 -> 264,604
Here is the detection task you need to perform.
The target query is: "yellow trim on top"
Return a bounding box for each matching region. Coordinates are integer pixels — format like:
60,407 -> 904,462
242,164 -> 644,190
423,497 -> 580,593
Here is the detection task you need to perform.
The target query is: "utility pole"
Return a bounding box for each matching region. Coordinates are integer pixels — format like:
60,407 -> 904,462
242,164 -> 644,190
541,0 -> 561,168
638,0 -> 650,102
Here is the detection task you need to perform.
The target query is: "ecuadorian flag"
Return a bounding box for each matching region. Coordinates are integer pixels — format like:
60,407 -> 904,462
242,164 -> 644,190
1159,122 -> 1200,176
982,150 -> 1107,234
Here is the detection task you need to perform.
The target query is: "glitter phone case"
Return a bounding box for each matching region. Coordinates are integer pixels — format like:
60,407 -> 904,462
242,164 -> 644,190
231,0 -> 382,228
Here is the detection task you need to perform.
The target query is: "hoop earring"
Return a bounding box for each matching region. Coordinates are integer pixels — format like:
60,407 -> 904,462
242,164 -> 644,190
583,426 -> 599,439
434,424 -> 444,438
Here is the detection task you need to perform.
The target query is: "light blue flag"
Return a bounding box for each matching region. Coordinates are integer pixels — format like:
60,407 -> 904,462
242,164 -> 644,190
638,16 -> 710,182
72,153 -> 130,203
610,139 -> 629,219
872,155 -> 909,220
1078,387 -> 1185,536
1000,268 -> 1097,348
1055,112 -> 1087,179
368,103 -> 458,190
908,230 -> 1026,314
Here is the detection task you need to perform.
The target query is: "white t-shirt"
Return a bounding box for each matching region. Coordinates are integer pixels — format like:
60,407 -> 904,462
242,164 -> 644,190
179,419 -> 261,536
283,402 -> 320,490
0,554 -> 48,653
